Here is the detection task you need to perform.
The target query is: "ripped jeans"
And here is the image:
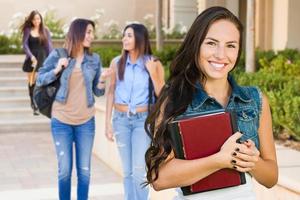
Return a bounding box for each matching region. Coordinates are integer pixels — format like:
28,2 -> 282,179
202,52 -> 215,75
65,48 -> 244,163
51,117 -> 95,200
112,110 -> 151,200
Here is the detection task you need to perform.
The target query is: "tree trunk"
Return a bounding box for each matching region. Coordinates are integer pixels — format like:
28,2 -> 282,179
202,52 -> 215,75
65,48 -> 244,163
246,0 -> 256,73
156,0 -> 163,51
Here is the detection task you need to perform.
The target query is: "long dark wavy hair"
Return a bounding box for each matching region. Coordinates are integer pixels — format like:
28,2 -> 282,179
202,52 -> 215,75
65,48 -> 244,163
118,23 -> 152,80
20,10 -> 49,47
144,6 -> 244,185
64,18 -> 95,57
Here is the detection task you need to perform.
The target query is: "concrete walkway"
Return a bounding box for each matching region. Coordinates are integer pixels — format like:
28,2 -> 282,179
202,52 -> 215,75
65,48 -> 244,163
275,144 -> 300,192
0,131 -> 123,200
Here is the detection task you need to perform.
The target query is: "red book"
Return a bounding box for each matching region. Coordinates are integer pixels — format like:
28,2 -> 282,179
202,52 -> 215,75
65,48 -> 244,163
168,110 -> 246,195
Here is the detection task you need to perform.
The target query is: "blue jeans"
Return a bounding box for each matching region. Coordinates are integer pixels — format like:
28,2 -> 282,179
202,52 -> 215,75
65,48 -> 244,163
51,117 -> 95,200
112,110 -> 150,200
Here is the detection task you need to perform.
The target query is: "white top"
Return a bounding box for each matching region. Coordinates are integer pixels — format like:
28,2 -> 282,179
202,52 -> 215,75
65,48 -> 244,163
173,173 -> 256,200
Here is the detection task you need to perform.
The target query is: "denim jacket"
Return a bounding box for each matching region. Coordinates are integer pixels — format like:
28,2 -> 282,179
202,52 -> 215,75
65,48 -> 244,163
36,49 -> 105,107
181,75 -> 262,149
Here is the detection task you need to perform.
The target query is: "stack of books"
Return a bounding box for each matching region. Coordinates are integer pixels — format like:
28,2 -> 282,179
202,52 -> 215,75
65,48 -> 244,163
168,110 -> 246,195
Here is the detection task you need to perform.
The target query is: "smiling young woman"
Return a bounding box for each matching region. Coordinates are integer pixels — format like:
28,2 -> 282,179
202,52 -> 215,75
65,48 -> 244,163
144,6 -> 278,200
36,18 -> 112,200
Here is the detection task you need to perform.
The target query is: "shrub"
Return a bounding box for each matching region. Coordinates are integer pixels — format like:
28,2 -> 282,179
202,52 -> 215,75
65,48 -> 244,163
234,49 -> 300,140
153,45 -> 179,66
0,34 -> 22,54
93,44 -> 179,70
101,20 -> 122,40
0,35 -> 10,54
44,9 -> 65,39
93,47 -> 121,67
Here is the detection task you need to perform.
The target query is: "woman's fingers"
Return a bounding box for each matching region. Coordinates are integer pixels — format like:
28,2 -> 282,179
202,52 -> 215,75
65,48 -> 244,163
230,156 -> 255,172
232,165 -> 253,172
105,132 -> 114,142
105,125 -> 114,142
101,68 -> 113,78
61,58 -> 69,68
145,58 -> 158,73
231,156 -> 255,167
230,139 -> 260,172
233,150 -> 259,162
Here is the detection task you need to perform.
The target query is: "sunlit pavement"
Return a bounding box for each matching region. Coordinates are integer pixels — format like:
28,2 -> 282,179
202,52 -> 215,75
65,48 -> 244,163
0,132 -> 123,200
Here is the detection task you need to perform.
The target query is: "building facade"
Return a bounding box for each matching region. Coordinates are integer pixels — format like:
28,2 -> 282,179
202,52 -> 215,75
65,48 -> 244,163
0,0 -> 299,50
196,0 -> 300,51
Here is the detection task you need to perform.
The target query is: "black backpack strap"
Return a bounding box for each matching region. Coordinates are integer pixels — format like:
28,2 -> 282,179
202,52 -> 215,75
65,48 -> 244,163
55,48 -> 68,76
148,77 -> 156,112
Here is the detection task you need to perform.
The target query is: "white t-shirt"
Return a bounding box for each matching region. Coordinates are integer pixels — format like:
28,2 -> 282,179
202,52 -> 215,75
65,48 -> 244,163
173,173 -> 256,200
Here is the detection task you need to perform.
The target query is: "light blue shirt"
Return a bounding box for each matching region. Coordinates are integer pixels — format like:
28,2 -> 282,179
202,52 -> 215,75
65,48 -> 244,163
114,55 -> 152,114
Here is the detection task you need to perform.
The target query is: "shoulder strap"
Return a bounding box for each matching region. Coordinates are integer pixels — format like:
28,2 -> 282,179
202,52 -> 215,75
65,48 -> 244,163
148,77 -> 158,111
55,48 -> 68,77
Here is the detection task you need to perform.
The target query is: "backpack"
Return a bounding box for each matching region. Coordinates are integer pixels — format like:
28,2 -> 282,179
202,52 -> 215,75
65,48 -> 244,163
33,48 -> 68,118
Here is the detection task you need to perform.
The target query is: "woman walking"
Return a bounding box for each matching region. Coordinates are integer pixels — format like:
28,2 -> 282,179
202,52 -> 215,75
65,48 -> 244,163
105,23 -> 165,200
36,18 -> 111,200
20,10 -> 52,115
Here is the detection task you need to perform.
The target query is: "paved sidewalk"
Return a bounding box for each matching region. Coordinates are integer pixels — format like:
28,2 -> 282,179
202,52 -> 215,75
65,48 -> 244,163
0,132 -> 123,200
0,54 -> 25,62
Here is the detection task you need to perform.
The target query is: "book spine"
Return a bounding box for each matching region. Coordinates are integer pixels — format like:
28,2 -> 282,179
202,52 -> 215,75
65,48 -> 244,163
168,122 -> 185,159
178,124 -> 187,159
229,111 -> 239,133
239,172 -> 246,184
168,122 -> 192,195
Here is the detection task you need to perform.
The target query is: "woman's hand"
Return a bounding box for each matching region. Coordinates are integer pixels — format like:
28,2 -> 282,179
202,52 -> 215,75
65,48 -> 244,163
233,139 -> 260,172
217,132 -> 249,169
99,68 -> 114,82
145,56 -> 165,95
54,58 -> 69,75
145,57 -> 159,76
220,133 -> 260,172
31,56 -> 37,67
105,123 -> 114,142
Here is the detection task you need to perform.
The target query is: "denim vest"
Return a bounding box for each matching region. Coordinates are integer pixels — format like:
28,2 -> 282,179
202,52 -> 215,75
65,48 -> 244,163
181,75 -> 262,149
36,49 -> 105,107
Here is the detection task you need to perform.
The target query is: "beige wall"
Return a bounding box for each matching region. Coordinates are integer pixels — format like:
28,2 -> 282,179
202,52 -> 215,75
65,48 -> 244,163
272,0 -> 300,50
0,0 -> 154,34
286,0 -> 300,49
197,0 -> 239,20
170,0 -> 198,29
272,0 -> 288,50
198,0 -> 239,16
255,0 -> 273,50
2,0 -> 300,51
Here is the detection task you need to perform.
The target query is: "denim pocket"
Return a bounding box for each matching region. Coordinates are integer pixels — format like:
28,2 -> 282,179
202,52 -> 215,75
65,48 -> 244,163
237,108 -> 257,121
112,111 -> 122,122
112,114 -> 119,122
237,108 -> 259,146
